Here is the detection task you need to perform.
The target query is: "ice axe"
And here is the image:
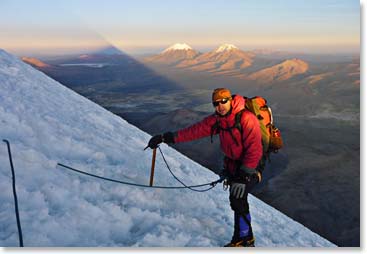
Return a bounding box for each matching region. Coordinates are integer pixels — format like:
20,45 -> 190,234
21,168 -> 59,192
149,148 -> 157,186
144,145 -> 157,187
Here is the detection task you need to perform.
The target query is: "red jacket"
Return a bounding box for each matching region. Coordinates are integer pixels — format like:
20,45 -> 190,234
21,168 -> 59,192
174,95 -> 263,174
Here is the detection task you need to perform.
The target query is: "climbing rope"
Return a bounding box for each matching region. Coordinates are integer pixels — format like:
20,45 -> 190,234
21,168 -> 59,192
57,145 -> 221,192
56,144 -> 222,192
3,139 -> 24,247
157,146 -> 218,192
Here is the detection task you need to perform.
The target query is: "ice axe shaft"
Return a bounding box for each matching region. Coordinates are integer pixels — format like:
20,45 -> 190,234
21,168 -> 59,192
149,148 -> 157,186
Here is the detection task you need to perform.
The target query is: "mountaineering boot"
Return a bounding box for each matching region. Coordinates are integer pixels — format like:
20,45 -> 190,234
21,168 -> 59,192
224,236 -> 255,247
225,212 -> 255,247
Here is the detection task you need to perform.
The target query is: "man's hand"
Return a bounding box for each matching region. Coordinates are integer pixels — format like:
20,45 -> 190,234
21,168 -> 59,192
147,135 -> 163,149
238,166 -> 262,183
230,182 -> 247,199
146,132 -> 175,150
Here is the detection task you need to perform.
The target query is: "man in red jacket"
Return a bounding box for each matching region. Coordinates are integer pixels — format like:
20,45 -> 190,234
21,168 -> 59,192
147,88 -> 263,247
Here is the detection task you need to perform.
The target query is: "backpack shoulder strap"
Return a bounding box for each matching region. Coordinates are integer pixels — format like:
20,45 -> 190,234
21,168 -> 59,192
234,108 -> 246,133
210,107 -> 248,146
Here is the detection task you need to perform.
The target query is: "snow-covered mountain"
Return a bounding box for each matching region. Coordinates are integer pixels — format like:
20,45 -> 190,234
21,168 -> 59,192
0,49 -> 335,247
145,43 -> 200,65
215,43 -> 238,53
146,43 -> 255,73
162,43 -> 193,53
187,44 -> 255,72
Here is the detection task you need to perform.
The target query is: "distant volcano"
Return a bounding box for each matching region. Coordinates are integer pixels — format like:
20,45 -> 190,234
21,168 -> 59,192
187,44 -> 255,71
145,43 -> 200,65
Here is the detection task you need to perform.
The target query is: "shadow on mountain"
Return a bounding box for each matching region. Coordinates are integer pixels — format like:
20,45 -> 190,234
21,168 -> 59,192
32,47 -> 187,95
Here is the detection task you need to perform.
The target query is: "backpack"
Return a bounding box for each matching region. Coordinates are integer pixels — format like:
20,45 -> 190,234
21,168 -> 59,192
210,95 -> 283,169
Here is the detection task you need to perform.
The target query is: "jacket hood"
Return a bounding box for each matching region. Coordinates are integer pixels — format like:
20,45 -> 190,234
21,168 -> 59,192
230,95 -> 245,115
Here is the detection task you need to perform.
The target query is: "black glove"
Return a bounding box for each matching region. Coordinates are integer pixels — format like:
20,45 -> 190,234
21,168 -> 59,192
146,132 -> 175,150
147,134 -> 163,149
229,167 -> 261,198
230,169 -> 253,198
236,166 -> 261,183
230,182 -> 247,199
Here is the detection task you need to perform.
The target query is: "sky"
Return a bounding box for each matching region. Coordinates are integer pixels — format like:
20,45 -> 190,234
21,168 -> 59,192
0,49 -> 335,248
0,0 -> 361,55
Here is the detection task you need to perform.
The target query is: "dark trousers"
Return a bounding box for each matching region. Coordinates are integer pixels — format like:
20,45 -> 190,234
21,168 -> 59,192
229,176 -> 257,241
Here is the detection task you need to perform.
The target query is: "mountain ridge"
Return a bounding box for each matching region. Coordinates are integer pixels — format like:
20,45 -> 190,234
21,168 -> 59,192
144,43 -> 309,82
22,57 -> 51,68
246,58 -> 309,82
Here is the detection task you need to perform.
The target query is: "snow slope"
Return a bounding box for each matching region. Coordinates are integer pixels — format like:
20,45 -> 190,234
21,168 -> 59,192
0,49 -> 335,247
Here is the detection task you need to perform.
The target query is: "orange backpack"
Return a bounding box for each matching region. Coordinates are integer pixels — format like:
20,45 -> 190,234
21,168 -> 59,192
244,96 -> 283,157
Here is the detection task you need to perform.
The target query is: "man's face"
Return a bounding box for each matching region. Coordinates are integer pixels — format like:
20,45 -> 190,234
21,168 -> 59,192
213,98 -> 231,116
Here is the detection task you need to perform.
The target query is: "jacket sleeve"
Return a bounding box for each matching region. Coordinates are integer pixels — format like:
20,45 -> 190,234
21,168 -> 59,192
240,111 -> 263,170
174,114 -> 217,143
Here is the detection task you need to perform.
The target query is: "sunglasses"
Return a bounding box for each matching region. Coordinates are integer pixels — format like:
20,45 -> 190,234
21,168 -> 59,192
212,98 -> 230,107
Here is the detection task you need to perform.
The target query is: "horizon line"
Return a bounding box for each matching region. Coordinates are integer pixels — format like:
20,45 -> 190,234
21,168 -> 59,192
2,44 -> 361,58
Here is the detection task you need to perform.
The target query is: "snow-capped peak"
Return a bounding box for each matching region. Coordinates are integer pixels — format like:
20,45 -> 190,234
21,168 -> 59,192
215,44 -> 238,53
162,43 -> 193,53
